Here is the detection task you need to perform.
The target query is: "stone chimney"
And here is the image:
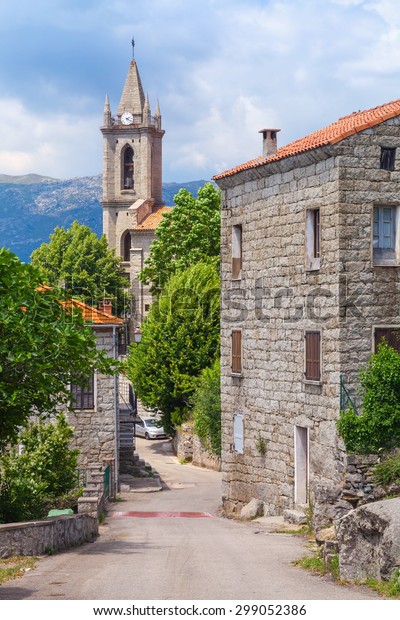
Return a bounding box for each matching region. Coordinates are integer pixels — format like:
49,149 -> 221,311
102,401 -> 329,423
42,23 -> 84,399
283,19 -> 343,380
259,128 -> 281,158
98,298 -> 113,316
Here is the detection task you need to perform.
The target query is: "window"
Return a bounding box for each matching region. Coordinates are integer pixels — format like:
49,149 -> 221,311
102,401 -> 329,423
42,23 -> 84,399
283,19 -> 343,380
380,147 -> 396,171
231,329 -> 242,374
233,413 -> 244,454
145,304 -> 150,312
122,146 -> 134,189
306,209 -> 320,270
70,374 -> 95,410
374,327 -> 400,353
118,329 -> 128,356
232,225 -> 242,279
305,331 -> 321,381
122,230 -> 131,262
373,206 -> 398,265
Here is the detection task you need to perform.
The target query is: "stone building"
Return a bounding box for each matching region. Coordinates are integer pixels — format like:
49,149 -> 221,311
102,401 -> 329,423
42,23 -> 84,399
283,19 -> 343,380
100,46 -> 170,323
63,299 -> 124,493
214,99 -> 400,520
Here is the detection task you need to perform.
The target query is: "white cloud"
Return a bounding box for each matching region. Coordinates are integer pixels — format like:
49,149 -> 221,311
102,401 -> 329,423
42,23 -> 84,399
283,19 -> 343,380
0,98 -> 100,178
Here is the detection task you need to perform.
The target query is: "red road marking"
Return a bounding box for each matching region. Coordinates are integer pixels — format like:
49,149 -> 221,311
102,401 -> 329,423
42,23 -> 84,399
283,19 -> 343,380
111,511 -> 213,518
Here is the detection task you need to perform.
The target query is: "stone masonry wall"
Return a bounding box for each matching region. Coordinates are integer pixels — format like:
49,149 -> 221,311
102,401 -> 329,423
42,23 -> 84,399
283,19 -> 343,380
219,150 -> 343,517
217,116 -> 400,519
173,424 -> 221,471
0,513 -> 98,558
65,328 -> 116,470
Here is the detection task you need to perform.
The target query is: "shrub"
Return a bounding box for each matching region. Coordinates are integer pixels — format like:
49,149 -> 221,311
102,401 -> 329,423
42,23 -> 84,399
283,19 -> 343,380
337,342 -> 400,454
192,358 -> 221,456
373,454 -> 400,486
0,414 -> 79,523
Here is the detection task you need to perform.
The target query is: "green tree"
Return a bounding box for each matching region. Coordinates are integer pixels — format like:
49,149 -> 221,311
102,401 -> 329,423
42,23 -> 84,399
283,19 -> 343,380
125,261 -> 220,431
0,248 -> 117,450
0,414 -> 79,522
140,183 -> 220,294
192,358 -> 221,456
31,221 -> 128,313
337,341 -> 400,453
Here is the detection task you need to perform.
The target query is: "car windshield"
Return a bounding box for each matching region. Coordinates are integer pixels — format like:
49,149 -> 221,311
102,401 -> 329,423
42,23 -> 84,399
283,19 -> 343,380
144,419 -> 161,427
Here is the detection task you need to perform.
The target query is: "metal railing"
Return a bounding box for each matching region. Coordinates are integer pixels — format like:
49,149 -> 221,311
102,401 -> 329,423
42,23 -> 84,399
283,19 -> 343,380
76,468 -> 87,488
103,465 -> 110,501
340,374 -> 359,415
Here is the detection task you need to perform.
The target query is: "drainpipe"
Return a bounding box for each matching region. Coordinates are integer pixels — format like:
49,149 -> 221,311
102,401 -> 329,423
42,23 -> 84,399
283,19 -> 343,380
112,325 -> 119,495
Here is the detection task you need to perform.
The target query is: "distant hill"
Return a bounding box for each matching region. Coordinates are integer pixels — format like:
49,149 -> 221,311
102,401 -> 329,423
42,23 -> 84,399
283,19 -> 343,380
0,175 -> 208,263
0,173 -> 59,185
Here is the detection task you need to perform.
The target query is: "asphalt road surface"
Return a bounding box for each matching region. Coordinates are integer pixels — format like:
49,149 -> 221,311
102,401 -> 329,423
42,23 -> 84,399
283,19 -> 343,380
0,438 -> 379,601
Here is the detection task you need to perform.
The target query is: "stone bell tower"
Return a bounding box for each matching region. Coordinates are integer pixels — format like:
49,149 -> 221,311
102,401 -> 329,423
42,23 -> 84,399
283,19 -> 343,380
100,40 -> 167,321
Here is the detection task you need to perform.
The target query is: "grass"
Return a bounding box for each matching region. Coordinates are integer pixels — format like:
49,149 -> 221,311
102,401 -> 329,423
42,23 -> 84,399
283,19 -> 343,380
0,556 -> 38,585
294,548 -> 400,599
274,526 -> 309,536
293,551 -> 326,575
364,569 -> 400,599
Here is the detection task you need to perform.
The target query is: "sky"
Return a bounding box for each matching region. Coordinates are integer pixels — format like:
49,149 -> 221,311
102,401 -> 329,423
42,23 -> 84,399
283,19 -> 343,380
1,0 -> 400,183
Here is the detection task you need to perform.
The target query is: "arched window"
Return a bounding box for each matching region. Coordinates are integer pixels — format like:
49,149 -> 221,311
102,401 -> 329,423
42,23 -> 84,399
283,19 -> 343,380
122,146 -> 134,189
122,230 -> 132,262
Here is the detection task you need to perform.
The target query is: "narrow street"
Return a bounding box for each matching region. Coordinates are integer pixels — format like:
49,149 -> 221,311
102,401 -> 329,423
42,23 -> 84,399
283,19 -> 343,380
0,438 -> 378,601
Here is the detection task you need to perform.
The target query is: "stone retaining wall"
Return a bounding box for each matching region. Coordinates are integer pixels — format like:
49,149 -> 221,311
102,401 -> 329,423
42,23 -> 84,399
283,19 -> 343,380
173,424 -> 221,471
0,513 -> 98,558
313,452 -> 400,529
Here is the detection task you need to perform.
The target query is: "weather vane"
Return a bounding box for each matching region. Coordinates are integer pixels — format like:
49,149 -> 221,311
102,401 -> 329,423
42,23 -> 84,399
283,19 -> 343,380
132,37 -> 135,59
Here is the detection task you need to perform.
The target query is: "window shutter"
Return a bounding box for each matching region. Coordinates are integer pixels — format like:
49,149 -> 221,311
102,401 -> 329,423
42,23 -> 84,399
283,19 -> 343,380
233,414 -> 244,454
231,330 -> 242,374
232,225 -> 242,279
313,209 -> 320,259
305,332 -> 321,381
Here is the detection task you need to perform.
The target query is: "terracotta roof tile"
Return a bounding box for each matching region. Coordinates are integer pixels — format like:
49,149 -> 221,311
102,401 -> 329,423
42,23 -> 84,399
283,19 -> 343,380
37,285 -> 124,325
64,298 -> 124,325
213,98 -> 400,180
134,206 -> 171,231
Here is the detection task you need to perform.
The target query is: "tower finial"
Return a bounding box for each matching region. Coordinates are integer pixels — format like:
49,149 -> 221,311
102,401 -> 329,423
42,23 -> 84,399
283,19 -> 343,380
131,37 -> 135,59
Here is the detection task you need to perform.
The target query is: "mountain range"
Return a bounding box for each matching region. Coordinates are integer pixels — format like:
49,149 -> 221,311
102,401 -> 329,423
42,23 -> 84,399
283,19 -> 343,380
0,175 -> 207,263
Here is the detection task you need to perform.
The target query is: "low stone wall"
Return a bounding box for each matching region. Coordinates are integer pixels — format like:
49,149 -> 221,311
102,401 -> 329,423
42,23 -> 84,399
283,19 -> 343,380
193,434 -> 221,471
173,424 -> 221,471
313,452 -> 400,529
0,513 -> 98,558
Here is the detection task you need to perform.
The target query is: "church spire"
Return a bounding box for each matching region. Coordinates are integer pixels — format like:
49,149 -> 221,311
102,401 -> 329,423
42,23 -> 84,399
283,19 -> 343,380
143,93 -> 151,124
154,99 -> 161,130
117,57 -> 145,120
103,94 -> 111,127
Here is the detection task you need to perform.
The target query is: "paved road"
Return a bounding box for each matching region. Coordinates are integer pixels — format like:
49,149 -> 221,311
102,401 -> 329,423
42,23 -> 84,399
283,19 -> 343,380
0,438 -> 378,600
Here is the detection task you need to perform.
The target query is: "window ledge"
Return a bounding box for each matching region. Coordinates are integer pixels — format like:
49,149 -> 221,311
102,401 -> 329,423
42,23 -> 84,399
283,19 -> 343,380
303,379 -> 322,386
231,372 -> 243,378
305,260 -> 320,272
73,408 -> 96,412
373,261 -> 400,267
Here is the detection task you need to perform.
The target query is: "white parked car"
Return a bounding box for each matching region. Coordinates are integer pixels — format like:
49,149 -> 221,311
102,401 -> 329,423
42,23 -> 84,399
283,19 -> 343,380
134,416 -> 168,440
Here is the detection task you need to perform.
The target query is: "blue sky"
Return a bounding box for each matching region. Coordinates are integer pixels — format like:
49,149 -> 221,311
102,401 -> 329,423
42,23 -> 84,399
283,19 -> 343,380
1,0 -> 400,182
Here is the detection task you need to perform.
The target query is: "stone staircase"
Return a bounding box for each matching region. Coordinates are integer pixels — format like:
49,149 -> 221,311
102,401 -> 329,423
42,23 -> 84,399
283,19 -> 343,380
119,405 -> 142,475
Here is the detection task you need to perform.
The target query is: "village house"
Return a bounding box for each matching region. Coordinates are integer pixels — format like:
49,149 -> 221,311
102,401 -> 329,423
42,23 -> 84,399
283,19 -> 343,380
61,297 -> 125,498
214,99 -> 400,522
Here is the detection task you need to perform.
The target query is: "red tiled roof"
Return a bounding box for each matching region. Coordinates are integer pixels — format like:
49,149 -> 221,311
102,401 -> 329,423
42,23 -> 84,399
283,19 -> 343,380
64,298 -> 124,325
134,206 -> 171,231
213,98 -> 400,180
37,285 -> 124,325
